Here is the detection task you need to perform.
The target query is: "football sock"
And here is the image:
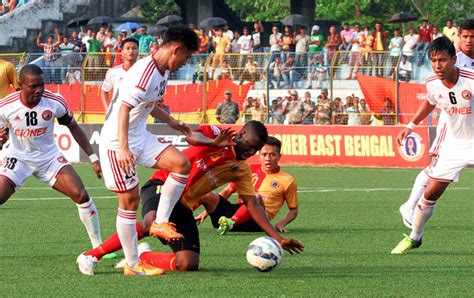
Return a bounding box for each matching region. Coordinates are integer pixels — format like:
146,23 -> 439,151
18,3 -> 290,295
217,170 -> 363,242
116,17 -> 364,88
155,173 -> 189,223
86,222 -> 144,260
76,199 -> 102,248
409,197 -> 437,241
231,204 -> 252,227
405,170 -> 429,210
140,252 -> 177,271
116,208 -> 139,268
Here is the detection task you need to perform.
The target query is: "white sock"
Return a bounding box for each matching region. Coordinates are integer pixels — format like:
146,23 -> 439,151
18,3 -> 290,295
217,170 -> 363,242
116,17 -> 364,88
154,173 -> 189,223
76,199 -> 102,248
409,197 -> 437,241
404,170 -> 429,211
116,208 -> 139,268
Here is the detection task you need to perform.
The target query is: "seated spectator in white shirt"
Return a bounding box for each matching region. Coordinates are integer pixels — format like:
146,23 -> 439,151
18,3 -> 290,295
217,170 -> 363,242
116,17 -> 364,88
398,55 -> 412,82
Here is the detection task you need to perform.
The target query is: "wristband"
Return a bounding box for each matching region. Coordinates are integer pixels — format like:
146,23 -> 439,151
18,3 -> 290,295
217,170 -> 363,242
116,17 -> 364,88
406,122 -> 416,130
89,153 -> 99,163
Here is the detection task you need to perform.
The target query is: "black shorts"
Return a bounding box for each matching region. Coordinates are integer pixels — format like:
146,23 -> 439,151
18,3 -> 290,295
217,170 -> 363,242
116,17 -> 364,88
141,179 -> 200,254
208,195 -> 262,232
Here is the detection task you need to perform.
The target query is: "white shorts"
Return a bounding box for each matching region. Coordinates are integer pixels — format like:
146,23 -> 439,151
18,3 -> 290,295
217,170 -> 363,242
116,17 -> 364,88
0,151 -> 71,190
429,123 -> 447,156
100,132 -> 172,192
425,140 -> 474,183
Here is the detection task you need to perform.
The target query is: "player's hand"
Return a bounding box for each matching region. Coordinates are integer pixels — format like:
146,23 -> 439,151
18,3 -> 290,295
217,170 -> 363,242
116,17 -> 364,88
279,238 -> 304,255
396,127 -> 412,146
194,211 -> 208,225
92,160 -> 102,179
118,147 -> 137,176
275,223 -> 288,233
0,127 -> 9,146
211,127 -> 237,147
170,119 -> 192,136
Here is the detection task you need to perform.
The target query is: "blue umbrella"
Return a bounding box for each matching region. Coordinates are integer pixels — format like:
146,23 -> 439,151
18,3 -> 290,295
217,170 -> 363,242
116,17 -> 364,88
115,22 -> 141,32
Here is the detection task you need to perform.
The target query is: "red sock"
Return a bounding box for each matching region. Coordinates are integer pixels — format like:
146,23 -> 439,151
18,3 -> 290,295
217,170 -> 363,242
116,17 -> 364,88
140,252 -> 176,270
230,204 -> 252,227
85,222 -> 144,260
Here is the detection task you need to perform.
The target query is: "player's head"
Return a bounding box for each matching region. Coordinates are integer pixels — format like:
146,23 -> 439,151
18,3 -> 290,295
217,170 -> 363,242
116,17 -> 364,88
121,37 -> 139,63
19,64 -> 45,104
234,120 -> 268,160
259,136 -> 281,172
158,25 -> 199,72
428,36 -> 457,80
459,19 -> 474,54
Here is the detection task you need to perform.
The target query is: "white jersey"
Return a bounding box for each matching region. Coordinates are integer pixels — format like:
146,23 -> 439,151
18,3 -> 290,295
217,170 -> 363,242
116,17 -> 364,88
0,90 -> 73,160
456,49 -> 474,69
101,55 -> 169,149
102,64 -> 128,101
426,68 -> 474,140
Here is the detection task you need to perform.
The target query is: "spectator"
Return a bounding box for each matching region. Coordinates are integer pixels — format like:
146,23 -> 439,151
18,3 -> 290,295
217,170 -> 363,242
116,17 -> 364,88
223,24 -> 234,42
36,31 -> 60,84
360,26 -> 374,75
377,98 -> 396,125
402,26 -> 419,62
211,28 -> 231,79
301,91 -> 316,124
359,99 -> 372,125
314,95 -> 332,125
372,21 -> 387,76
280,25 -> 295,62
242,97 -> 255,123
81,28 -> 93,52
283,90 -> 304,124
113,34 -> 124,66
346,96 -> 360,125
331,97 -> 345,124
96,26 -> 107,46
269,98 -> 285,124
70,31 -> 84,52
218,59 -> 233,80
103,30 -> 118,66
339,22 -> 354,51
239,57 -> 259,84
294,26 -> 309,68
269,55 -> 283,88
231,30 -> 241,53
281,56 -> 297,88
442,19 -> 458,43
238,26 -> 253,55
149,41 -> 159,55
58,36 -> 80,81
416,20 -> 432,66
189,23 -> 199,36
0,59 -> 20,99
347,23 -> 363,80
133,25 -> 155,54
306,53 -> 326,89
388,28 -> 403,77
269,26 -> 283,53
153,99 -> 171,124
252,21 -> 265,53
87,32 -> 102,80
308,25 -> 324,55
431,26 -> 443,41
120,29 -> 128,38
215,90 -> 239,124
320,88 -> 330,101
198,28 -> 209,54
398,55 -> 412,82
193,57 -> 206,83
325,25 -> 341,62
64,66 -> 81,84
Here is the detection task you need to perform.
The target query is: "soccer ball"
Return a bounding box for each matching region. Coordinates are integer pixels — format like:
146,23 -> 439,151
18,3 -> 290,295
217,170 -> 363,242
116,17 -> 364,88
246,236 -> 283,272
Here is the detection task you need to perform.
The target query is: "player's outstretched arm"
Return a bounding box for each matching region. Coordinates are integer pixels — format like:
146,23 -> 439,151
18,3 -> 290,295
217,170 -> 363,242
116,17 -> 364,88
241,194 -> 304,254
150,105 -> 192,136
185,127 -> 237,147
396,100 -> 436,146
275,207 -> 298,233
66,120 -> 102,178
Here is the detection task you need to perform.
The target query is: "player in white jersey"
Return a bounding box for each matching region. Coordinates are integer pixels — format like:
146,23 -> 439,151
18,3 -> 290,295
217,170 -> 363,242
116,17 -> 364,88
391,37 -> 474,254
0,64 -> 106,251
96,25 -> 199,276
100,38 -> 139,111
399,19 -> 474,228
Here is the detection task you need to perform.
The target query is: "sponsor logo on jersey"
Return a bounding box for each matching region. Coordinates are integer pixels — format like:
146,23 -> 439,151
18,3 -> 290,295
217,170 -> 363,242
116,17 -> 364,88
42,110 -> 53,121
461,90 -> 472,101
14,127 -> 48,137
398,132 -> 425,162
443,106 -> 472,115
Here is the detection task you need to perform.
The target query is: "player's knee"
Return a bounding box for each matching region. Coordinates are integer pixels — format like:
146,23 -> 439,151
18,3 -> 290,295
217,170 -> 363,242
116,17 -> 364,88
71,188 -> 90,204
174,156 -> 191,175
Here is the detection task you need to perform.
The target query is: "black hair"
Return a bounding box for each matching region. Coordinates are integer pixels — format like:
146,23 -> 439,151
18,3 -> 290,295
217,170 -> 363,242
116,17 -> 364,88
459,19 -> 474,32
243,120 -> 268,145
343,22 -> 349,26
162,25 -> 199,52
266,136 -> 282,154
20,64 -> 43,82
428,36 -> 456,58
141,25 -> 148,30
121,37 -> 139,48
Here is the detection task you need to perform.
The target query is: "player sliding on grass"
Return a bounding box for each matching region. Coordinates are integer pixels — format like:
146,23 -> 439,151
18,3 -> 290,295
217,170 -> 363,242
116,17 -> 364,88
194,136 -> 299,235
77,122 -> 304,275
0,64 -> 106,251
391,36 -> 474,254
398,19 -> 474,228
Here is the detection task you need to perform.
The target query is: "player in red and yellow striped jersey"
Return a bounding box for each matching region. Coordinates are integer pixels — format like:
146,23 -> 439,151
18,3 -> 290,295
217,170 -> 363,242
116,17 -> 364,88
195,137 -> 298,234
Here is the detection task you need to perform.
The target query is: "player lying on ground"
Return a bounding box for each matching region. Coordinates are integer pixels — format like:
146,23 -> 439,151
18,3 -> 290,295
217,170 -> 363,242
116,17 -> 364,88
194,136 -> 298,235
77,122 -> 304,275
0,64 -> 106,251
399,19 -> 474,228
391,36 -> 474,254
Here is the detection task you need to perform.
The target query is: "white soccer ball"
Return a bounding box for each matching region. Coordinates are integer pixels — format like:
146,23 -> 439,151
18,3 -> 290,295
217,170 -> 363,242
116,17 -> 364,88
246,236 -> 283,272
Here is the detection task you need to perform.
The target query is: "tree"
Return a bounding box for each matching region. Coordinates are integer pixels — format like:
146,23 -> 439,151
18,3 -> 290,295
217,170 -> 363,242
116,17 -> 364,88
224,0 -> 289,21
141,0 -> 181,23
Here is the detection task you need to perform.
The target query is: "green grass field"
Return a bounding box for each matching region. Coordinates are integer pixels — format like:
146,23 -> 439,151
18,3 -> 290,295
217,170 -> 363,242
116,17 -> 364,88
0,165 -> 473,296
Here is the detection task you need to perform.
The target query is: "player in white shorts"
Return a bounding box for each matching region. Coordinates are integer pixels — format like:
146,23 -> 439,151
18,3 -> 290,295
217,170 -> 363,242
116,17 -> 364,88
391,36 -> 474,254
93,26 -> 199,276
398,19 -> 474,228
0,64 -> 105,251
100,38 -> 139,111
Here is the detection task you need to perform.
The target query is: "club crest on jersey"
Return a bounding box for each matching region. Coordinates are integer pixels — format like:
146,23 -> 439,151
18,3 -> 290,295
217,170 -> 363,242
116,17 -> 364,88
271,181 -> 279,188
461,90 -> 472,101
230,164 -> 239,172
398,132 -> 425,162
42,110 -> 53,121
57,156 -> 68,163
